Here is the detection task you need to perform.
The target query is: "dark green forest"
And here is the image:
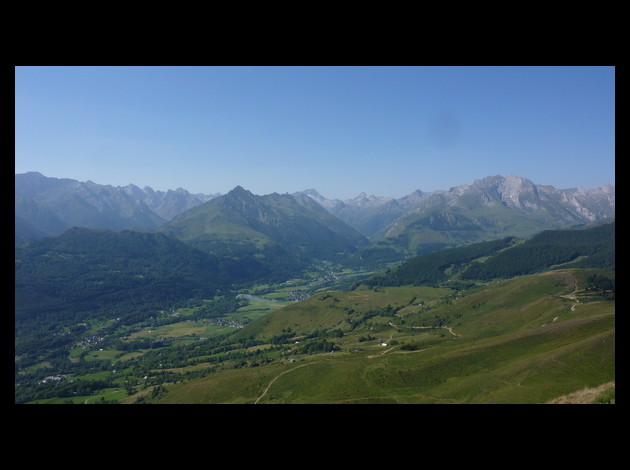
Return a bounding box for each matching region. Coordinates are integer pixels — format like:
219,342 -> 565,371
361,222 -> 614,287
362,237 -> 517,287
14,228 -> 240,363
460,222 -> 615,280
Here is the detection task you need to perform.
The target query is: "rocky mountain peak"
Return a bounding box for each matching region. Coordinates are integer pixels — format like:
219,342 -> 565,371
495,174 -> 538,207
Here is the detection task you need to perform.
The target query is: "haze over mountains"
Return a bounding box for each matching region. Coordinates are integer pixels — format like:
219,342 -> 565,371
15,172 -> 220,242
298,174 -> 615,263
297,174 -> 615,238
16,172 -> 614,267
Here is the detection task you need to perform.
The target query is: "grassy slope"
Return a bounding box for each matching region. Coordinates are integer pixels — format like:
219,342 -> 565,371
155,269 -> 614,404
232,285 -> 452,341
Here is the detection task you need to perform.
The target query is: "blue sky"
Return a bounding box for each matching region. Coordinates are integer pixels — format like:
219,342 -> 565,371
15,66 -> 615,200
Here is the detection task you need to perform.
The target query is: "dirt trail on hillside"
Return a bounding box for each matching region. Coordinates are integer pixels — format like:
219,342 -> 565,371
411,325 -> 459,336
543,271 -> 583,302
367,347 -> 396,358
390,322 -> 460,337
254,362 -> 318,404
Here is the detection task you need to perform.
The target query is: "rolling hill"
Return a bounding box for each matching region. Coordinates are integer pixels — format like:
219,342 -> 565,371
147,268 -> 614,404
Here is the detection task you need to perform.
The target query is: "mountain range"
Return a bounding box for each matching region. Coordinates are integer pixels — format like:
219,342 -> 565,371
15,172 -> 219,242
298,174 -> 615,263
299,174 -> 614,238
14,171 -> 616,404
15,172 -> 614,268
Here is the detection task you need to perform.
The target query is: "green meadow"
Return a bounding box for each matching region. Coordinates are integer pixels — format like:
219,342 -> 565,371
152,269 -> 614,404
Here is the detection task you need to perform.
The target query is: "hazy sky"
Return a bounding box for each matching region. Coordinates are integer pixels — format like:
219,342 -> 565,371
15,65 -> 615,200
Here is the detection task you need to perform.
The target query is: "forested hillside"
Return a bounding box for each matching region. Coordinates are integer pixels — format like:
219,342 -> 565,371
460,221 -> 615,280
15,228 -> 235,326
362,237 -> 517,287
361,221 -> 614,288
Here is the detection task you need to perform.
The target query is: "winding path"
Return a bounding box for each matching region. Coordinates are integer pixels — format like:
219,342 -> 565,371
254,362 -> 318,404
255,321 -> 460,402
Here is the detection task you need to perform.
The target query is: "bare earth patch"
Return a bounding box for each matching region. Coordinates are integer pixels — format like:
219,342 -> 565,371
547,381 -> 615,404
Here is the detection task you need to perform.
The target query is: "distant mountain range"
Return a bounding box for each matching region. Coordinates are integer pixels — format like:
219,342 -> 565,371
16,172 -> 614,267
298,174 -> 615,237
297,174 -> 615,262
15,172 -> 219,242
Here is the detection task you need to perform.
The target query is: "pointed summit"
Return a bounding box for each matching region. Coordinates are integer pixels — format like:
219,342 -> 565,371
227,185 -> 254,197
223,186 -> 258,204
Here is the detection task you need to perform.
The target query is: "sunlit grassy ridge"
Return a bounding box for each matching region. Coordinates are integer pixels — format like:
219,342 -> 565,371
233,285 -> 452,342
154,269 -> 614,404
